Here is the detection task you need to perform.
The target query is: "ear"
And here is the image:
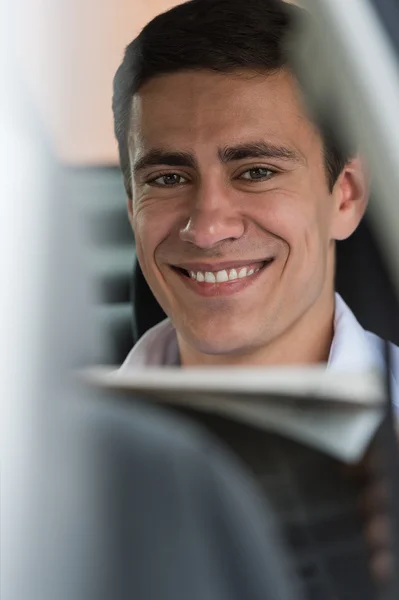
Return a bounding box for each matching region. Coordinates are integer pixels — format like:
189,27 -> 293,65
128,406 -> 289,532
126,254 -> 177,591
330,155 -> 370,241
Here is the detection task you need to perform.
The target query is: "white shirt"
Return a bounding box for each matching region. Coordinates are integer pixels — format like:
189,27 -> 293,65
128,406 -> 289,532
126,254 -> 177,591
121,293 -> 399,408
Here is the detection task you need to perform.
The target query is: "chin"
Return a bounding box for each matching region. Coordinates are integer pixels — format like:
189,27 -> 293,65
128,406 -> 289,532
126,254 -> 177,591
181,321 -> 261,357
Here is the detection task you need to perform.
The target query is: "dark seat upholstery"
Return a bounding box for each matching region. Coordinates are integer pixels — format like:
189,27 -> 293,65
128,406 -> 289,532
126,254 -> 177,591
335,217 -> 399,344
131,256 -> 167,342
132,214 -> 399,345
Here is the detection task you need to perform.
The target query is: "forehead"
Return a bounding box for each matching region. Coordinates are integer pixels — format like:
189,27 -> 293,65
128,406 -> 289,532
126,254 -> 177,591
130,69 -> 320,157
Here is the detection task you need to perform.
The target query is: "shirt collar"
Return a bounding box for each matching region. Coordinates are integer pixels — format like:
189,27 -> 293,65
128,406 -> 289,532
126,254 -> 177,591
120,318 -> 179,371
328,293 -> 380,371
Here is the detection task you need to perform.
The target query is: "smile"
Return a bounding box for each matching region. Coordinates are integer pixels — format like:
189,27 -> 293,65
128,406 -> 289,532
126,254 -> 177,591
171,259 -> 274,297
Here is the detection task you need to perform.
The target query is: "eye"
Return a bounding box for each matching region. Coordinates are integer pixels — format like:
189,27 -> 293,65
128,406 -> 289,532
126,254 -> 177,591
148,173 -> 188,186
239,167 -> 275,181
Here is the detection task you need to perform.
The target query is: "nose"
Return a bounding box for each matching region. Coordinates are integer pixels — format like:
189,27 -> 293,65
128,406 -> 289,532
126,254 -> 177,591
179,183 -> 245,249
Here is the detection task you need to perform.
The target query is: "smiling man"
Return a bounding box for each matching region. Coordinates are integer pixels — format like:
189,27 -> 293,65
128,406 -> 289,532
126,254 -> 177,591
113,0 -> 398,386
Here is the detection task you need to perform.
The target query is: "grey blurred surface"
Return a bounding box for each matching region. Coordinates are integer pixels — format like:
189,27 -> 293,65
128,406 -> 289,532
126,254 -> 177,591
42,390 -> 300,600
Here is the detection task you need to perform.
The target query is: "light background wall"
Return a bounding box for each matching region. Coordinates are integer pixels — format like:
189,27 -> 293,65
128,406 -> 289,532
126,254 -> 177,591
20,0 -> 179,165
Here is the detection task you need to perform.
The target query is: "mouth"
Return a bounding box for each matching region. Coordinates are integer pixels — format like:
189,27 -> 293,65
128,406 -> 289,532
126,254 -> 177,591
170,258 -> 275,297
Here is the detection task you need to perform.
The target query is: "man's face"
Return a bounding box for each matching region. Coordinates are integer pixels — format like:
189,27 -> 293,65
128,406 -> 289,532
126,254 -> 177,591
129,69 -> 361,361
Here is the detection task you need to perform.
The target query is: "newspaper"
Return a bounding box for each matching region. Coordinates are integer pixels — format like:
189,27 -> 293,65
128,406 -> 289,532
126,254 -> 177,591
83,366 -> 385,463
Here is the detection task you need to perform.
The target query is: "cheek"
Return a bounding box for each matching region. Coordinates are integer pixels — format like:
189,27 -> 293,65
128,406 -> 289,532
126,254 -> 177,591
264,193 -> 331,272
263,193 -> 318,247
132,201 -> 178,274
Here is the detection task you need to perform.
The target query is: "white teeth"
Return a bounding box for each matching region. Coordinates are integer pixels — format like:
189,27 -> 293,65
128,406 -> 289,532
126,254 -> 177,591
228,268 -> 238,281
216,269 -> 229,283
187,265 -> 262,283
205,271 -> 216,283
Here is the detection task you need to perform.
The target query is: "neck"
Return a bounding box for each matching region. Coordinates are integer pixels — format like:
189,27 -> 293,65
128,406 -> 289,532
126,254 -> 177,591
178,290 -> 336,368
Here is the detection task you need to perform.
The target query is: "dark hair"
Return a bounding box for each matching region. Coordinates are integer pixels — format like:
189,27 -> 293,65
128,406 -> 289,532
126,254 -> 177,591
113,0 -> 349,199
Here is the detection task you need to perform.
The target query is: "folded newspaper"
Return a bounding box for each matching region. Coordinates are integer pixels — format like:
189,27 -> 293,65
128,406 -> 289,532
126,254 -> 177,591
84,366 -> 385,463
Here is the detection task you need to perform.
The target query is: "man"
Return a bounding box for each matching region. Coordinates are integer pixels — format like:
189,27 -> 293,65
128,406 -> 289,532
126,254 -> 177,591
112,0 -> 399,589
113,0 -> 398,388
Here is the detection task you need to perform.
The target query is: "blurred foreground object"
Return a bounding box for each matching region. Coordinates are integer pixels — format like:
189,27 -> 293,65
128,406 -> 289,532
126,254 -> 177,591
289,1 -> 399,598
46,392 -> 299,600
291,0 -> 399,296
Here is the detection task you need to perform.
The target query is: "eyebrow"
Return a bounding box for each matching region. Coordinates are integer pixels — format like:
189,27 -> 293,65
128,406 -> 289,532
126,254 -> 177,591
133,141 -> 303,174
133,150 -> 198,173
218,141 -> 304,164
